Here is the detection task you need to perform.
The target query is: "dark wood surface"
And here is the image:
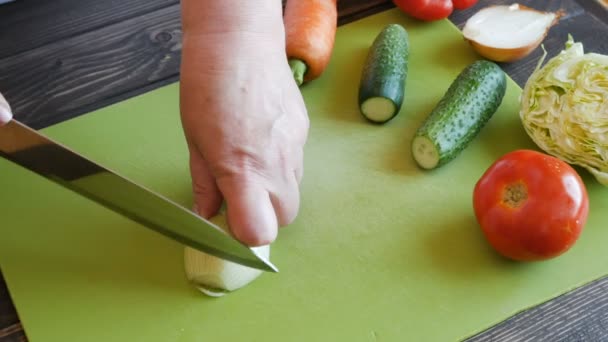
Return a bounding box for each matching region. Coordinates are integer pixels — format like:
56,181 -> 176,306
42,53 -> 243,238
1,0 -> 607,341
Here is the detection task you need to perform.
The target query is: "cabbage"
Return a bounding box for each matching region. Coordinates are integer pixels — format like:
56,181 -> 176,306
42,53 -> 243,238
519,35 -> 608,185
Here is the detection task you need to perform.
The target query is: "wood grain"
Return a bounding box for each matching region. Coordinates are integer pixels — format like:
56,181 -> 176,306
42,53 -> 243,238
0,0 -> 178,58
0,272 -> 23,342
467,275 -> 608,341
0,5 -> 183,128
1,0 -> 608,341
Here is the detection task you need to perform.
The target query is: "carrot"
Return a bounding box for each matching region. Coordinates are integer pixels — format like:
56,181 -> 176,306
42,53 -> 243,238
284,0 -> 338,86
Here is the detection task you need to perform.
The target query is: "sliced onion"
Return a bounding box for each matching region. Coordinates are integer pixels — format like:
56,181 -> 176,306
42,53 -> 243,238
462,4 -> 561,62
183,210 -> 271,297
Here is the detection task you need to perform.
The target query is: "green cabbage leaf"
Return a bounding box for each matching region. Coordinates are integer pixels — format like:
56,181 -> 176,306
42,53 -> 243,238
520,35 -> 608,185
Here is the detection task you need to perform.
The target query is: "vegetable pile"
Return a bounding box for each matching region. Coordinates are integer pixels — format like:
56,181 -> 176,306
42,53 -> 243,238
519,35 -> 608,185
352,5 -> 602,263
356,25 -> 506,170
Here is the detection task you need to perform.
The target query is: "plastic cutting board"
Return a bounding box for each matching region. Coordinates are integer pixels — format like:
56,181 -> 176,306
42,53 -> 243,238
1,8 -> 608,342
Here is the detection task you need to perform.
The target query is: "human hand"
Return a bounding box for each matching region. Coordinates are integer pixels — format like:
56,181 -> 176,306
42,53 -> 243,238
0,92 -> 12,125
179,30 -> 309,246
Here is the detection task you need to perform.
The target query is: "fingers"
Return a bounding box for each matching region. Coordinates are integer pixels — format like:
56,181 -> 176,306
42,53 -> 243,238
188,145 -> 303,247
218,177 -> 278,247
189,149 -> 223,219
293,146 -> 305,184
217,170 -> 301,246
0,92 -> 12,125
271,147 -> 304,226
269,173 -> 300,226
295,167 -> 303,185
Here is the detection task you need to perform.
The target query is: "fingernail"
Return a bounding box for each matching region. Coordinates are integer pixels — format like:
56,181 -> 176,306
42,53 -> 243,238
232,210 -> 278,247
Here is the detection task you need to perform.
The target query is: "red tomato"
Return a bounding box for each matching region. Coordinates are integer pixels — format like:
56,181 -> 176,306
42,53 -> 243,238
452,0 -> 478,10
393,0 -> 453,21
473,150 -> 589,261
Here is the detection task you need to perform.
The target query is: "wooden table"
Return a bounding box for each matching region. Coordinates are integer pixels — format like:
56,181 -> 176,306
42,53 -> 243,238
1,0 -> 607,340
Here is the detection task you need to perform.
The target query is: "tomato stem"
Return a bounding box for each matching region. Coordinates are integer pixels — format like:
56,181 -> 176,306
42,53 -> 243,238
503,182 -> 528,208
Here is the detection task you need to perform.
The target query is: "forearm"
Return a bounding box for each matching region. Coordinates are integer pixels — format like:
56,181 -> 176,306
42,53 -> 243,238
181,0 -> 284,43
180,0 -> 286,74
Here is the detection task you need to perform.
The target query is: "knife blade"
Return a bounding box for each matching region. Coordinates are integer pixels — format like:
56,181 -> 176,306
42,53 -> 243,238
0,119 -> 277,272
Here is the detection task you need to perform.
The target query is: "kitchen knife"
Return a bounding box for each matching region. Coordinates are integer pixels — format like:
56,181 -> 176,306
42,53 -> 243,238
0,119 -> 278,272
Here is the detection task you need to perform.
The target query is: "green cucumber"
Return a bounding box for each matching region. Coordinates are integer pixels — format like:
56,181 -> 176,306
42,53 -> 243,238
358,24 -> 409,123
411,60 -> 506,170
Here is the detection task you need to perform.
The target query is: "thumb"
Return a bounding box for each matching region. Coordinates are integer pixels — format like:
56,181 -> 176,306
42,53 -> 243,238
218,176 -> 278,247
189,149 -> 223,219
0,92 -> 12,125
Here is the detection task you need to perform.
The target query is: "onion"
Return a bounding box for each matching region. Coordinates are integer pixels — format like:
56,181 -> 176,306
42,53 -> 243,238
183,211 -> 271,297
462,4 -> 561,62
184,244 -> 270,297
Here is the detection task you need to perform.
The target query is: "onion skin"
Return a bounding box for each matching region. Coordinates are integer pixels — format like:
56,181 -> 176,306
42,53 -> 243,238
466,36 -> 546,62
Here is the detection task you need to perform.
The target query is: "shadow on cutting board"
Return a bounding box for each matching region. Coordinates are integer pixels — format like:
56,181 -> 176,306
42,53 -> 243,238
423,212 -> 522,278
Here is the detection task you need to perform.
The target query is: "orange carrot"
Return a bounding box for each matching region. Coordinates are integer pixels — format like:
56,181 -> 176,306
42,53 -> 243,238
284,0 -> 338,86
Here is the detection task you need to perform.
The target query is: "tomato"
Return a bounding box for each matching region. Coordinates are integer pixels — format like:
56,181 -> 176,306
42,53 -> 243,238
473,150 -> 589,261
452,0 -> 478,10
392,0 -> 453,21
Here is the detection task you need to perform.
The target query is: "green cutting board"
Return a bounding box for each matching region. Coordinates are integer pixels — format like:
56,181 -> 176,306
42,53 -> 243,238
2,8 -> 607,342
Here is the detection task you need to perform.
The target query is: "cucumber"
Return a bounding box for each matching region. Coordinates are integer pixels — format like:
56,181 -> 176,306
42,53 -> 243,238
358,24 -> 409,123
411,60 -> 506,170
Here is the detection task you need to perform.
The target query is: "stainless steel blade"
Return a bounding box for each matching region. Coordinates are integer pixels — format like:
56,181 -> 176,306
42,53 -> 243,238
0,119 -> 277,272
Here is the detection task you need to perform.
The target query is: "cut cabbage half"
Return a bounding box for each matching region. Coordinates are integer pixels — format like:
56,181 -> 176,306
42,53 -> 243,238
520,35 -> 608,185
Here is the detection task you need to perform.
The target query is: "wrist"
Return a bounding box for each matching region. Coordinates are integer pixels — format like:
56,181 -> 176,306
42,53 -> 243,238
181,0 -> 285,67
181,0 -> 283,39
181,33 -> 285,74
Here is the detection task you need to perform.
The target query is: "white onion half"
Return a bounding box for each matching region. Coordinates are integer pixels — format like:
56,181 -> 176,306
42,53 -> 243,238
183,212 -> 270,297
462,4 -> 560,62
